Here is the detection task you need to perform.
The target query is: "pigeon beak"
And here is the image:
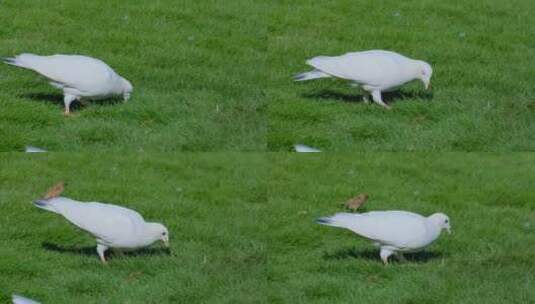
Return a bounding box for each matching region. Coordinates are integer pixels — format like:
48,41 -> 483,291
33,199 -> 48,207
446,227 -> 452,234
163,239 -> 170,248
425,81 -> 431,90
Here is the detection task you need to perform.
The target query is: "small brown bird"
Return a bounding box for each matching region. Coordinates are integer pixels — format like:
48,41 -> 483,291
43,181 -> 65,199
344,193 -> 368,212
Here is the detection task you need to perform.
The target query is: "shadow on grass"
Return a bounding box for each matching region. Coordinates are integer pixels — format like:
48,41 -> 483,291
42,242 -> 171,258
337,206 -> 370,213
19,93 -> 124,111
20,92 -> 63,104
323,246 -> 442,263
302,89 -> 433,104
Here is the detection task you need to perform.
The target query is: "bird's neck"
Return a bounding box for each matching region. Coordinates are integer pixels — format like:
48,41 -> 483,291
425,219 -> 442,241
409,60 -> 424,81
138,224 -> 159,245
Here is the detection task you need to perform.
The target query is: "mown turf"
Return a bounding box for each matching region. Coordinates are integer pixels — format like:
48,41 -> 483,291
267,153 -> 535,303
0,154 -> 267,303
0,0 -> 267,151
1,154 -> 534,303
3,1 -> 534,152
268,0 -> 535,151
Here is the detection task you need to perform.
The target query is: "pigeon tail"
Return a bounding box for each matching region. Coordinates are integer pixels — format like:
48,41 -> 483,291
316,217 -> 333,225
2,53 -> 41,69
2,57 -> 16,65
25,145 -> 47,153
294,70 -> 331,82
33,199 -> 60,214
316,213 -> 358,229
12,294 -> 41,304
294,144 -> 321,153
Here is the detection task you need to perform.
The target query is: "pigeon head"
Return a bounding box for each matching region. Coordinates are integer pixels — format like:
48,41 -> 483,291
417,61 -> 433,90
147,222 -> 169,247
429,213 -> 451,234
121,77 -> 133,101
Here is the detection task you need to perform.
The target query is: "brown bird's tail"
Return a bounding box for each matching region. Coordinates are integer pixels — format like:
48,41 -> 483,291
43,181 -> 65,199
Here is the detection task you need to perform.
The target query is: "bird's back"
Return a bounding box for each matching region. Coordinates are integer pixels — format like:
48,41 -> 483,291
42,198 -> 145,246
321,211 -> 429,249
11,54 -> 118,95
307,50 -> 414,89
353,211 -> 430,248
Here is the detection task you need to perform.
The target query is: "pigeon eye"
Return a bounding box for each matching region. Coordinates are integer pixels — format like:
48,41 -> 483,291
162,232 -> 167,236
445,219 -> 449,224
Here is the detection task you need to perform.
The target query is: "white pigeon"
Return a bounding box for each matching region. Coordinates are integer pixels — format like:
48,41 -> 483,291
294,144 -> 321,153
25,146 -> 47,153
317,211 -> 450,264
12,294 -> 41,304
3,54 -> 133,115
295,50 -> 432,109
34,196 -> 169,263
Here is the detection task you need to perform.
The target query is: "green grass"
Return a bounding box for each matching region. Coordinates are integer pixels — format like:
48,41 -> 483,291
0,0 -> 267,151
268,0 -> 535,151
3,1 -> 534,152
0,153 -> 267,303
2,0 -> 535,302
267,153 -> 535,303
1,154 -> 534,303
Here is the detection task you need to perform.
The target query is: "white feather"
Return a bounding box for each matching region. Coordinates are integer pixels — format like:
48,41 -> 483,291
25,146 -> 47,153
296,50 -> 432,108
294,144 -> 321,153
317,210 -> 450,263
3,54 -> 132,113
12,294 -> 41,304
33,197 -> 168,262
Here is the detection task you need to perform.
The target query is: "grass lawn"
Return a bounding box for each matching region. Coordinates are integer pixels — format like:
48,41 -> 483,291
268,0 -> 535,151
0,0 -> 267,151
0,153 -> 267,303
2,1 -> 534,152
1,154 -> 534,303
268,153 -> 535,303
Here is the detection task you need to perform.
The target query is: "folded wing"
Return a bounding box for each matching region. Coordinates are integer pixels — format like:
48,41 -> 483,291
307,51 -> 406,87
4,54 -> 116,94
319,211 -> 428,248
47,198 -> 145,244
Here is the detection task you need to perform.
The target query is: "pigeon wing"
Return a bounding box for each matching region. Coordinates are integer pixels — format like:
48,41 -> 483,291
306,51 -> 405,87
53,200 -> 145,244
12,54 -> 117,94
340,211 -> 428,248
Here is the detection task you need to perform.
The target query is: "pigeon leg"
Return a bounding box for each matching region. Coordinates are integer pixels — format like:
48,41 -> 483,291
362,92 -> 371,104
79,99 -> 89,106
113,248 -> 125,258
380,248 -> 393,265
63,94 -> 77,116
371,90 -> 391,110
396,253 -> 408,263
97,244 -> 109,264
